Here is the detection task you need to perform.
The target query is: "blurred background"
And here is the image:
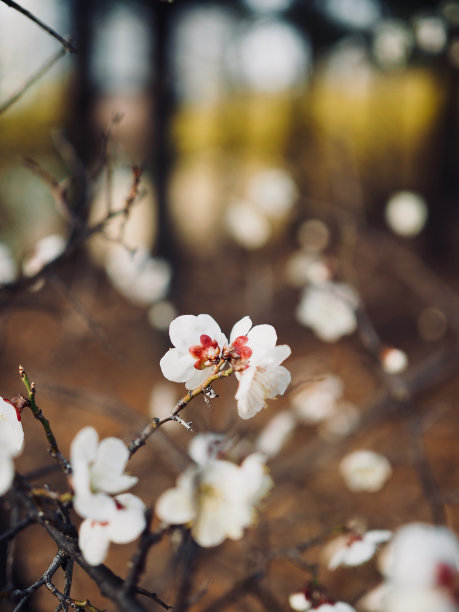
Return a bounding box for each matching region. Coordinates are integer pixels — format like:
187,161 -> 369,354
1,0 -> 459,610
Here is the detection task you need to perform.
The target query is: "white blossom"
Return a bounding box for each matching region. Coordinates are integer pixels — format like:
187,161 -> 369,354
247,167 -> 297,220
0,397 -> 24,495
22,234 -> 66,277
230,316 -> 291,419
339,450 -> 392,492
375,523 -> 459,612
328,530 -> 392,569
70,426 -> 138,521
255,410 -> 296,458
155,444 -> 272,547
380,347 -> 408,374
289,591 -> 312,611
288,590 -> 356,612
296,282 -> 358,342
225,199 -> 271,249
105,245 -> 171,307
78,493 -> 146,566
384,191 -> 428,237
291,375 -> 343,424
414,16 -> 447,54
160,314 -> 228,390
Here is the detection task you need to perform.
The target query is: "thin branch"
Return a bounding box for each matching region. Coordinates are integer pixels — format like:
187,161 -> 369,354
0,0 -> 78,53
0,48 -> 66,115
19,365 -> 71,474
128,364 -> 234,458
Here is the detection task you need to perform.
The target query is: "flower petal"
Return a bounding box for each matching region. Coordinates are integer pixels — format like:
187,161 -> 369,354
0,398 -> 24,455
0,455 -> 14,495
230,316 -> 252,343
74,491 -> 117,521
79,519 -> 110,566
160,348 -> 195,383
156,486 -> 196,525
247,324 -> 278,358
108,494 -> 146,543
91,438 -> 138,494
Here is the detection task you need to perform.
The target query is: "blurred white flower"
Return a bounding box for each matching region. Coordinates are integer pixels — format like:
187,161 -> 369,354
149,382 -> 179,420
288,589 -> 356,612
225,200 -> 271,249
377,523 -> 459,612
248,168 -> 297,219
291,375 -> 343,424
0,243 -> 16,285
230,316 -> 291,419
70,426 -> 138,521
380,347 -> 408,374
414,16 -> 448,54
0,397 -> 24,495
372,20 -> 413,68
255,410 -> 296,458
339,450 -> 392,492
385,191 -> 428,237
320,401 -> 359,440
296,282 -> 359,342
105,245 -> 171,307
328,530 -> 392,569
188,432 -> 230,465
160,314 -> 227,390
78,493 -> 146,566
147,300 -> 177,331
22,234 -> 66,277
155,447 -> 272,547
297,219 -> 330,253
289,591 -> 311,611
285,251 -> 331,288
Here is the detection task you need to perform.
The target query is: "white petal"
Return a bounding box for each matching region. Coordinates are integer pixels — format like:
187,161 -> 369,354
107,494 -> 146,543
70,427 -> 98,468
160,348 -> 195,383
0,455 -> 14,495
263,344 -> 291,366
74,491 -> 117,521
230,316 -> 252,343
169,315 -> 198,349
79,519 -> 110,566
185,366 -> 214,391
91,438 -> 137,494
156,486 -> 196,525
364,529 -> 392,545
342,540 -> 377,566
239,453 -> 272,504
0,398 -> 24,455
247,324 -> 277,357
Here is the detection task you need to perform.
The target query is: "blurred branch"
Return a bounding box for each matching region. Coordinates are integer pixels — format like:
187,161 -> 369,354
0,48 -> 66,116
0,0 -> 78,53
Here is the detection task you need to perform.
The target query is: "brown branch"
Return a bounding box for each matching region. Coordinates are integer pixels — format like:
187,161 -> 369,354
0,0 -> 78,53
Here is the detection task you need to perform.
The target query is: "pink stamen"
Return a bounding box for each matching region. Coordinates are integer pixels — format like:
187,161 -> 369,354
231,336 -> 253,360
189,335 -> 220,369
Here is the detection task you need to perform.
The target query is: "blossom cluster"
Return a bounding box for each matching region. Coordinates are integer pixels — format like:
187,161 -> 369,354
0,397 -> 24,495
160,314 -> 291,419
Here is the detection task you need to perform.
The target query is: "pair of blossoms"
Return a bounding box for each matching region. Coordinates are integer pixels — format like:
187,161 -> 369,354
70,428 -> 272,564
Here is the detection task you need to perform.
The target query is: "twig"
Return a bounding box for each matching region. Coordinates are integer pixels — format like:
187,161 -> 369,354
7,551 -> 64,611
0,0 -> 78,53
19,365 -> 71,474
0,48 -> 66,115
128,365 -> 234,458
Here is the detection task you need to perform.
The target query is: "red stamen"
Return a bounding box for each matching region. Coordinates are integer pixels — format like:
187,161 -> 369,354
231,336 -> 253,360
189,335 -> 220,369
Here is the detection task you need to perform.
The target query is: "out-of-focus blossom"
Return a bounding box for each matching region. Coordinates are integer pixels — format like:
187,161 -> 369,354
285,252 -> 332,288
365,523 -> 459,612
372,20 -> 413,68
225,200 -> 271,249
247,168 -> 297,220
289,587 -> 356,611
320,402 -> 359,440
414,16 -> 448,54
380,347 -> 408,374
188,432 -> 230,465
78,493 -> 146,566
339,450 -> 392,492
22,234 -> 66,277
0,397 -> 24,495
155,442 -> 272,547
230,316 -> 291,419
160,314 -> 228,390
105,245 -> 171,307
291,375 -> 343,424
255,410 -> 296,458
296,282 -> 359,342
0,243 -> 16,285
385,191 -> 428,237
70,426 -> 138,521
149,382 -> 179,420
327,530 -> 392,569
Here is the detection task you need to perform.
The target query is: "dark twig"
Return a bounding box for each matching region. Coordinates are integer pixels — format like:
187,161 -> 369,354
7,551 -> 64,611
0,48 -> 66,115
19,365 -> 71,474
0,0 -> 78,53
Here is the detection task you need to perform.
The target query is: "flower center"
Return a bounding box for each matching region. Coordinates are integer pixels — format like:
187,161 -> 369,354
230,336 -> 253,361
189,335 -> 221,369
